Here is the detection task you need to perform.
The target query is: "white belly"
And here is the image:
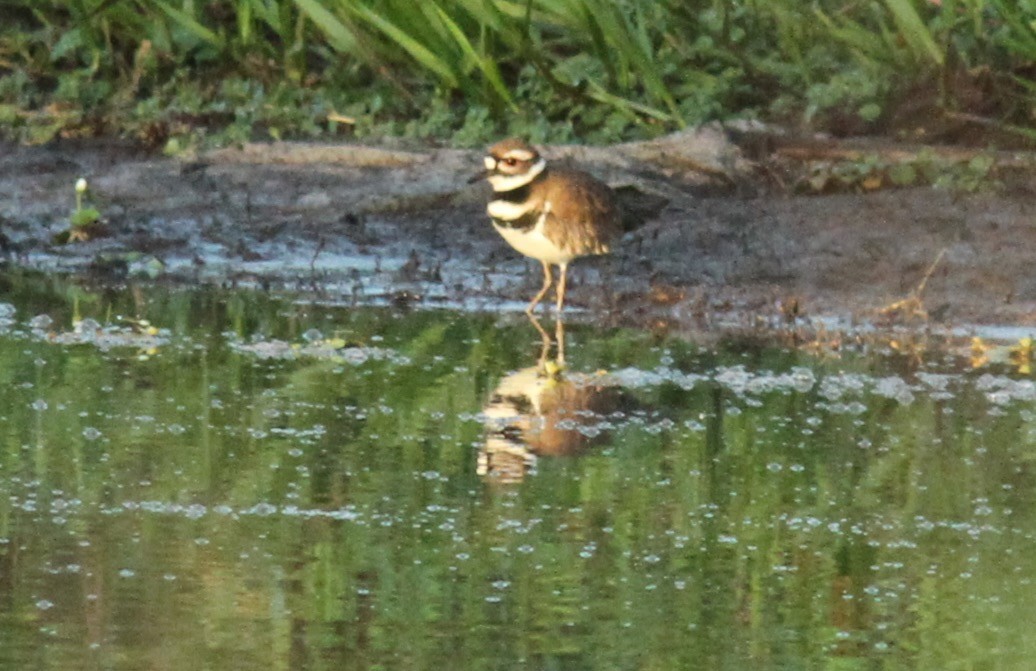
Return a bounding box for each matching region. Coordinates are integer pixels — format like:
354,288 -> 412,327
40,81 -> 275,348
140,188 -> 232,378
493,215 -> 573,266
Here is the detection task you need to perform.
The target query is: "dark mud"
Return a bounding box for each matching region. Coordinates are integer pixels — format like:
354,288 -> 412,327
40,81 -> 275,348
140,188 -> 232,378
3,129 -> 1036,333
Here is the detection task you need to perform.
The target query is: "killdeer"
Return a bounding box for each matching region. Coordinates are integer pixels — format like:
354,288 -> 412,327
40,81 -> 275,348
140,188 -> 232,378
470,138 -> 621,313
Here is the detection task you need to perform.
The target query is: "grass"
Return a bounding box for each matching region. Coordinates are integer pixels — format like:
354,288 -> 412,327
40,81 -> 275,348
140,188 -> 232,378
1,0 -> 1035,150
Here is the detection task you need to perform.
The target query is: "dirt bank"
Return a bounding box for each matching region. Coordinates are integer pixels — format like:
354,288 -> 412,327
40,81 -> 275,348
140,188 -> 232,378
2,130 -> 1035,333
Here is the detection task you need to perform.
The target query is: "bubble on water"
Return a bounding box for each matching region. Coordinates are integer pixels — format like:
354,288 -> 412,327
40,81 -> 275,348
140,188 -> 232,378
31,399 -> 48,411
302,328 -> 324,343
578,424 -> 602,438
35,599 -> 54,610
342,348 -> 368,365
976,374 -> 1004,391
790,368 -> 816,392
82,427 -> 102,441
29,314 -> 53,330
819,374 -> 867,401
978,374 -> 1036,405
873,377 -> 915,405
245,502 -> 278,516
74,318 -> 102,335
118,569 -> 136,578
185,504 -> 207,520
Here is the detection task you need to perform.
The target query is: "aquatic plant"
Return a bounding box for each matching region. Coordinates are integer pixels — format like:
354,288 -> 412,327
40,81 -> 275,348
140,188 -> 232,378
62,176 -> 103,243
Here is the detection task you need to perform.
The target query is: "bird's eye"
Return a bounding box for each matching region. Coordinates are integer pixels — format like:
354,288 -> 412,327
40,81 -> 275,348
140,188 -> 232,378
503,158 -> 517,166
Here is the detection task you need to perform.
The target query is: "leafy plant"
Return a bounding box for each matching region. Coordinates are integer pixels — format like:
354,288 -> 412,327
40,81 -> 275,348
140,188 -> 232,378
2,0 -> 1036,147
798,148 -> 1001,193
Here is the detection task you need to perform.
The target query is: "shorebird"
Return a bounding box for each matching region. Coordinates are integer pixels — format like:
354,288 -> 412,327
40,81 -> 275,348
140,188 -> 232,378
470,138 -> 620,313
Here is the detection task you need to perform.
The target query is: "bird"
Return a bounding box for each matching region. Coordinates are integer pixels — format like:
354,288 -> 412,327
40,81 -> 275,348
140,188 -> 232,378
470,138 -> 621,314
478,364 -> 630,482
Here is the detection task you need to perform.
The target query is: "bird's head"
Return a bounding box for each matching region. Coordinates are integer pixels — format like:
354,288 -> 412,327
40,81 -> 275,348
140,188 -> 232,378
469,138 -> 547,192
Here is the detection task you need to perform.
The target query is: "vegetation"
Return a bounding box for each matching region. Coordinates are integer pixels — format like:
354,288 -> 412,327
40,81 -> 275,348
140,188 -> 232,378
1,0 -> 1035,149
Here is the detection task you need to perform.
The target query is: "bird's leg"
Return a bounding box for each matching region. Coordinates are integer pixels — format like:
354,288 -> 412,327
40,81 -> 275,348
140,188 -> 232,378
525,311 -> 552,369
555,315 -> 566,366
555,262 -> 568,314
526,261 -> 553,314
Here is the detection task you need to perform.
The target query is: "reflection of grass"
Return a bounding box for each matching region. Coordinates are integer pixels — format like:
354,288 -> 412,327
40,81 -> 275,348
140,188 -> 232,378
970,336 -> 1034,373
2,278 -> 1036,669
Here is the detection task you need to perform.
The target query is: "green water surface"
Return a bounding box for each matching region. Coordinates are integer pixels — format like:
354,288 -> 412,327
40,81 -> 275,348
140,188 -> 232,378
0,274 -> 1034,670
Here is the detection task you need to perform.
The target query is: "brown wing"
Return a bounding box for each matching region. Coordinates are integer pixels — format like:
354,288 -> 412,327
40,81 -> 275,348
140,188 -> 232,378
540,169 -> 621,257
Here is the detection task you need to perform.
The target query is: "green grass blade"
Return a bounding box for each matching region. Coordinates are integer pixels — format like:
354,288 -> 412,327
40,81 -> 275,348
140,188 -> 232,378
585,79 -> 672,123
991,0 -> 1036,59
883,0 -> 943,65
292,0 -> 359,53
154,1 -> 225,49
349,3 -> 459,88
814,6 -> 894,61
432,6 -> 516,109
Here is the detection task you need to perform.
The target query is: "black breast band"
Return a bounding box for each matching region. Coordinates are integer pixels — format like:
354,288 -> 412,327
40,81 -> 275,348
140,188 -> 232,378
490,169 -> 547,231
492,210 -> 541,232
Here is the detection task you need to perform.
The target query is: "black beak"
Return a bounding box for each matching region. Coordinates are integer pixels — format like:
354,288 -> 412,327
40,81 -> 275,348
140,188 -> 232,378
468,169 -> 491,184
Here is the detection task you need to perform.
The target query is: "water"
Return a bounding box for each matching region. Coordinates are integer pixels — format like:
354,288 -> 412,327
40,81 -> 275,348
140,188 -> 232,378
1,273 -> 1035,670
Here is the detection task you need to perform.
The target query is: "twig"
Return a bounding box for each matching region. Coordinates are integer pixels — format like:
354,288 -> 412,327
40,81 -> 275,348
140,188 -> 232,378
877,247 -> 948,320
913,246 -> 947,298
310,236 -> 326,274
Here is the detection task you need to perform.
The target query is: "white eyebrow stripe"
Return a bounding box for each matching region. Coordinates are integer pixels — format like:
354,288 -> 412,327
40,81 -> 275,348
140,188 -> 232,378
486,158 -> 546,192
502,148 -> 535,161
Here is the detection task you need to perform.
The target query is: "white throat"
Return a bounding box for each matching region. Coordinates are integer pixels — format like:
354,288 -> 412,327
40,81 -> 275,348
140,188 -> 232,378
487,158 -> 546,192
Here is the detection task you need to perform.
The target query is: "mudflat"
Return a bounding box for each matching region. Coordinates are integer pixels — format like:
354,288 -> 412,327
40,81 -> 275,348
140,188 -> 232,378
2,131 -> 1035,331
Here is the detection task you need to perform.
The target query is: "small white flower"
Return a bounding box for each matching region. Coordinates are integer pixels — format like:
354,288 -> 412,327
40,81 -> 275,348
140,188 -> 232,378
75,177 -> 88,193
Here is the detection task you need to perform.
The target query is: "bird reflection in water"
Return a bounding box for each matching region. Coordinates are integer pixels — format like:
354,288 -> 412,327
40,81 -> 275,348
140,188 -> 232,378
478,315 -> 631,483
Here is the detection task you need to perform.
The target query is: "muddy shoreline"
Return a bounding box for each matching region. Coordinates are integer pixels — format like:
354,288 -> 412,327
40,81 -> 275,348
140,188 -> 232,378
3,130 -> 1036,334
